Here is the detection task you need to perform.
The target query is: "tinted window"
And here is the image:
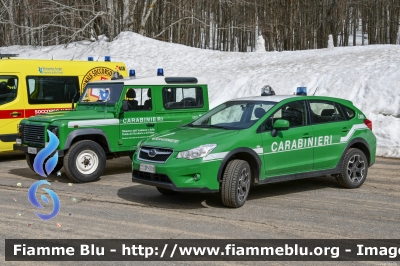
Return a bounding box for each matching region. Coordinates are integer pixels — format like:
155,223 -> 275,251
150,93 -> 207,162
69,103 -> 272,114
27,76 -> 79,104
343,105 -> 355,119
0,75 -> 18,105
163,87 -> 203,109
264,101 -> 307,130
309,101 -> 346,124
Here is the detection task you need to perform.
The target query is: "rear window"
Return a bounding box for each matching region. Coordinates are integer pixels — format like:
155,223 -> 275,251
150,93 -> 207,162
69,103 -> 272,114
27,76 -> 79,104
163,87 -> 203,109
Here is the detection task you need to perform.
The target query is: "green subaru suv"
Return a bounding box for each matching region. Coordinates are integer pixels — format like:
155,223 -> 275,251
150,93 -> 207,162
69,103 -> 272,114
132,94 -> 376,208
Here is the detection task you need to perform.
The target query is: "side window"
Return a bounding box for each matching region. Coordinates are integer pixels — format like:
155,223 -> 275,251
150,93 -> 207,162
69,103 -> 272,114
250,103 -> 272,121
342,105 -> 355,119
123,88 -> 152,111
264,101 -> 307,131
27,76 -> 79,104
309,101 -> 346,124
163,87 -> 203,109
0,75 -> 18,105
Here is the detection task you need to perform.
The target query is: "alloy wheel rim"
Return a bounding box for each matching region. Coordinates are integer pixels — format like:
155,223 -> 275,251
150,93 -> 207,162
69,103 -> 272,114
347,154 -> 365,183
237,167 -> 250,202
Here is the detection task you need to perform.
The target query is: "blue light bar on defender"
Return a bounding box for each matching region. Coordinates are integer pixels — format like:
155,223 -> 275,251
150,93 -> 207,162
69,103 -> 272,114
157,68 -> 164,76
105,56 -> 111,62
88,57 -> 94,61
129,69 -> 136,77
296,87 -> 307,95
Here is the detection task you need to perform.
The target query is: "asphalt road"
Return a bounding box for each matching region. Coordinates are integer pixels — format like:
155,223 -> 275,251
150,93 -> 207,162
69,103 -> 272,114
0,151 -> 399,266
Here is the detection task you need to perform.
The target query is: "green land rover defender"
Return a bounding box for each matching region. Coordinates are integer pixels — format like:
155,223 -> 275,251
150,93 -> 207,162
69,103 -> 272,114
14,73 -> 209,183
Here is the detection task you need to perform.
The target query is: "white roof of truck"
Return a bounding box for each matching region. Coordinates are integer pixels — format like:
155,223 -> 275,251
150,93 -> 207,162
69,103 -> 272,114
88,76 -> 208,86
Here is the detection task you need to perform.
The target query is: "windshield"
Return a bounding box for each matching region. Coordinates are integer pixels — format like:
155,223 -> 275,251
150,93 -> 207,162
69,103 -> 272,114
80,83 -> 123,104
0,75 -> 18,106
190,101 -> 276,129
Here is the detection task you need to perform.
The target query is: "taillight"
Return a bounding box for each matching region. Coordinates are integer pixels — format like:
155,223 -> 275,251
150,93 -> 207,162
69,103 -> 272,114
364,119 -> 372,130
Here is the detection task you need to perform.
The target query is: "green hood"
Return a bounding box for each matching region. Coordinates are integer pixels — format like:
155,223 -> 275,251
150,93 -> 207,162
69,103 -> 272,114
144,126 -> 239,150
28,110 -> 115,123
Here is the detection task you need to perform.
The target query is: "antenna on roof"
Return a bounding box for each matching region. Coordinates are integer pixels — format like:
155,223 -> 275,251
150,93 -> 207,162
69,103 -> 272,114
313,87 -> 319,96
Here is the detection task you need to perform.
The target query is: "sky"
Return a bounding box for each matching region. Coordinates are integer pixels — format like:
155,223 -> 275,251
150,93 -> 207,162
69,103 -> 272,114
1,32 -> 399,158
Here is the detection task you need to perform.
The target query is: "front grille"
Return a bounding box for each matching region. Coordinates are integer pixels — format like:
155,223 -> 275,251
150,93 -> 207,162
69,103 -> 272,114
23,124 -> 45,146
139,146 -> 173,163
133,170 -> 172,183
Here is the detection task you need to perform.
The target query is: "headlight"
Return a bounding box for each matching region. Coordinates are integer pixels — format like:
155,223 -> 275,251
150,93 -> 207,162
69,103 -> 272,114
48,126 -> 59,137
177,144 -> 217,160
137,139 -> 145,150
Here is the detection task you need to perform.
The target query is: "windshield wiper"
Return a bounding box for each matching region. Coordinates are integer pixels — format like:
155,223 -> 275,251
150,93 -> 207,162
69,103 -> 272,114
190,124 -> 231,129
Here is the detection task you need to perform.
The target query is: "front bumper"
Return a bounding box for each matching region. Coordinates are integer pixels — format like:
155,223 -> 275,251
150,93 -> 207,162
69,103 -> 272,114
13,144 -> 65,156
132,152 -> 221,193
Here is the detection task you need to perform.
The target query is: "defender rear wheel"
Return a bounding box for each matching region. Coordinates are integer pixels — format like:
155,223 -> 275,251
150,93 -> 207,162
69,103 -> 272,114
63,140 -> 106,183
221,159 -> 251,208
26,153 -> 63,175
336,148 -> 368,189
156,187 -> 177,195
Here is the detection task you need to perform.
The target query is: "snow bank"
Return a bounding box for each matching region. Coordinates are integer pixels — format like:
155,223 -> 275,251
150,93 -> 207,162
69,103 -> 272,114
1,32 -> 399,157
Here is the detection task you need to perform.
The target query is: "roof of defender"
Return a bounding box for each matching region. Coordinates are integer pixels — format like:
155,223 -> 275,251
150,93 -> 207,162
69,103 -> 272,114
88,76 -> 208,86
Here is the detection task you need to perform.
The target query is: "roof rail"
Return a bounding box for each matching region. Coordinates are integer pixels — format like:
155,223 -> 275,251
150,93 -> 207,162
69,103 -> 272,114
0,54 -> 19,59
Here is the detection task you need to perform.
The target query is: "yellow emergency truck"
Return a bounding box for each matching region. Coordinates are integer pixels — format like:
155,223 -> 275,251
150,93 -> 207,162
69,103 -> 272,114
0,54 -> 128,153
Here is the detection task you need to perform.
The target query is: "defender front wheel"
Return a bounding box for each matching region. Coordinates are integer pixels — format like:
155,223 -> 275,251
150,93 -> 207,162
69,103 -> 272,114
336,148 -> 368,189
26,153 -> 63,175
221,159 -> 251,208
63,140 -> 106,183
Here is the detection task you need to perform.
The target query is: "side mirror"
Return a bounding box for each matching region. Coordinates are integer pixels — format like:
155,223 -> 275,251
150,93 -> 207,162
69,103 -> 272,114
270,119 -> 290,137
122,100 -> 129,112
71,91 -> 81,109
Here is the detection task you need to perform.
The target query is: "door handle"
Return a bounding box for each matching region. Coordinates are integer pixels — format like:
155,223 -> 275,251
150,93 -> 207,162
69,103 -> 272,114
10,112 -> 21,117
146,123 -> 155,127
302,133 -> 312,138
341,127 -> 349,132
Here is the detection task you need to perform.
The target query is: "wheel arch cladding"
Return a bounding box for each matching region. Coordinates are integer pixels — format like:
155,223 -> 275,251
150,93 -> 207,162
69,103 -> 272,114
346,138 -> 372,166
217,148 -> 261,184
65,128 -> 111,152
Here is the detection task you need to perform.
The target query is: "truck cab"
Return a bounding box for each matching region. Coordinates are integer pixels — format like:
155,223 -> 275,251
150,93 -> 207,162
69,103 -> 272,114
14,74 -> 209,183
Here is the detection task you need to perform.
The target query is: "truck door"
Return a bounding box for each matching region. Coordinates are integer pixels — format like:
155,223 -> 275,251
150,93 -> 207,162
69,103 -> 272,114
0,74 -> 22,152
119,87 -> 157,149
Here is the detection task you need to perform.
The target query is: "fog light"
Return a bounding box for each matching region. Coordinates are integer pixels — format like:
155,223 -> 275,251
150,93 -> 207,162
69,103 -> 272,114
193,174 -> 201,181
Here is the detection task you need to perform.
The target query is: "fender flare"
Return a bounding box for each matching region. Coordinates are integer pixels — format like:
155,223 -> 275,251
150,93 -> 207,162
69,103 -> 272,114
217,147 -> 262,183
64,128 -> 111,150
332,137 -> 372,173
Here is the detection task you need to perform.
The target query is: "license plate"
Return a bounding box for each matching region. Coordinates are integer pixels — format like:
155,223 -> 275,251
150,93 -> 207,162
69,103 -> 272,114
140,163 -> 155,173
27,147 -> 37,154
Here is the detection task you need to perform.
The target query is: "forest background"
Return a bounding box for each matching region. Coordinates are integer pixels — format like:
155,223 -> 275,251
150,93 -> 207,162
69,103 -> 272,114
1,0 -> 399,51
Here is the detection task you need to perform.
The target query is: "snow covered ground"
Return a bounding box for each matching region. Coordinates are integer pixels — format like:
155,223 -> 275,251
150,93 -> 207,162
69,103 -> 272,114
1,32 -> 399,158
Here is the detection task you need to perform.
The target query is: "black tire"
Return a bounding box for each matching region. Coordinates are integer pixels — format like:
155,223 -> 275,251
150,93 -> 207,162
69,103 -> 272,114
63,140 -> 106,183
26,153 -> 35,172
26,153 -> 63,175
221,159 -> 251,208
336,148 -> 368,188
156,187 -> 177,195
